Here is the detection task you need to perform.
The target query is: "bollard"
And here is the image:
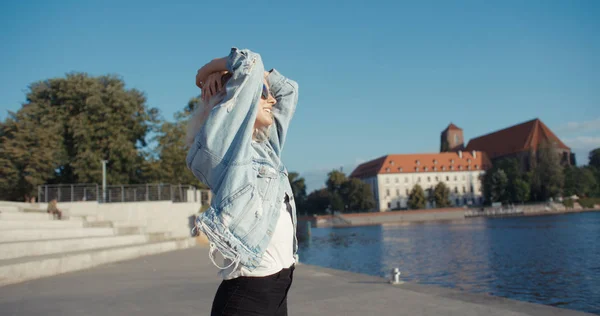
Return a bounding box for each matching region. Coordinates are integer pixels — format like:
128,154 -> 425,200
390,268 -> 403,285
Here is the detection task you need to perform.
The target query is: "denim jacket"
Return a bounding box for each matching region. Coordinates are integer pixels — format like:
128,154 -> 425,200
186,47 -> 299,272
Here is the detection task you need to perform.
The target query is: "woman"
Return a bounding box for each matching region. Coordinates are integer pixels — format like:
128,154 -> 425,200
186,47 -> 299,316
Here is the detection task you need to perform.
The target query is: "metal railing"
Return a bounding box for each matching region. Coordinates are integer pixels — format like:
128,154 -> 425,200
38,183 -> 209,204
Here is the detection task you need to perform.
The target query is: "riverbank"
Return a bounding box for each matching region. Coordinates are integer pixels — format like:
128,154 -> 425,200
299,205 -> 600,228
0,247 -> 592,315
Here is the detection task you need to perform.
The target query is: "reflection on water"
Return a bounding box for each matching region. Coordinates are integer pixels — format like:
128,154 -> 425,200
298,212 -> 600,314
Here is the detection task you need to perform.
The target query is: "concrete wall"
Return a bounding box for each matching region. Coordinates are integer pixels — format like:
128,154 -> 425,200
33,201 -> 201,238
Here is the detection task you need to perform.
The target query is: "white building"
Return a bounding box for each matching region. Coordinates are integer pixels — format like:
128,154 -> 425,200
350,151 -> 490,211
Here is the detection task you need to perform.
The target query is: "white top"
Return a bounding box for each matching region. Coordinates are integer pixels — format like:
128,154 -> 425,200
221,200 -> 295,280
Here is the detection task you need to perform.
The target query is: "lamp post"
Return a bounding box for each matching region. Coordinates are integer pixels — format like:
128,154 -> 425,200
101,160 -> 108,203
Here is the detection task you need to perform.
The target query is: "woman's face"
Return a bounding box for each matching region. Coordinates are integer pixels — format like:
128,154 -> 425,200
254,78 -> 277,129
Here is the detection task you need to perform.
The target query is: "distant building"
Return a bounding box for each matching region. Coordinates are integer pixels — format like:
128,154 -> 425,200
442,118 -> 572,172
440,123 -> 465,152
351,151 -> 490,212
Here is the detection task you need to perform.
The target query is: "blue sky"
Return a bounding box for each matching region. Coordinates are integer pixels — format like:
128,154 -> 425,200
1,0 -> 599,192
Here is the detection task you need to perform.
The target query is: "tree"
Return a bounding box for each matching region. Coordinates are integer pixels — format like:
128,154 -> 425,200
563,166 -> 597,198
1,73 -> 159,201
288,172 -> 307,211
305,188 -> 330,215
433,182 -> 451,208
513,179 -> 530,203
340,178 -> 375,212
329,193 -> 344,212
483,169 -> 509,204
408,184 -> 426,210
589,148 -> 600,170
326,170 -> 346,194
530,141 -> 564,201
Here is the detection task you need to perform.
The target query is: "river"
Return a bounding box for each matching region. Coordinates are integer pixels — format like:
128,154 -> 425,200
297,211 -> 600,314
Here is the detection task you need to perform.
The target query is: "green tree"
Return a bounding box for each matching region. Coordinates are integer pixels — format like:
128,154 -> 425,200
408,184 -> 426,209
483,169 -> 509,204
329,193 -> 344,212
288,172 -> 307,211
530,141 -> 564,201
326,170 -> 346,195
589,148 -> 600,170
563,166 -> 597,197
0,73 -> 159,201
340,178 -> 375,212
305,188 -> 330,215
433,182 -> 451,208
513,178 -> 530,203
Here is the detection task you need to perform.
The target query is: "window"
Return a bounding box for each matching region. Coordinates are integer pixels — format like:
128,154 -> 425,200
450,159 -> 454,164
442,166 -> 446,171
398,167 -> 403,172
468,165 -> 471,170
458,166 -> 462,170
454,134 -> 459,145
397,201 -> 401,208
450,166 -> 454,170
390,161 -> 395,165
433,159 -> 437,164
396,189 -> 400,196
386,168 -> 390,172
462,186 -> 466,193
424,167 -> 428,171
386,178 -> 390,184
435,176 -> 439,181
470,185 -> 474,193
456,198 -> 460,205
388,202 -> 391,209
416,160 -> 420,165
446,176 -> 450,181
386,189 -> 390,196
433,167 -> 437,171
415,167 -> 419,172
454,176 -> 457,181
463,197 -> 468,205
395,177 -> 399,183
467,159 -> 471,164
454,187 -> 458,193
427,177 -> 431,182
475,165 -> 479,169
406,189 -> 409,195
417,177 -> 421,182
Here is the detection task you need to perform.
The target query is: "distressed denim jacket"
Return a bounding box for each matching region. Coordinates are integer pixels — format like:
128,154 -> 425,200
186,47 -> 299,272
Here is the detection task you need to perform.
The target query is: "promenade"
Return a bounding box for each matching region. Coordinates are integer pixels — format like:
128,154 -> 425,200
0,246 -> 592,316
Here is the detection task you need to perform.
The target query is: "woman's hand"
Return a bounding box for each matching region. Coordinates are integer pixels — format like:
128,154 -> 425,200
196,57 -> 228,90
201,71 -> 228,101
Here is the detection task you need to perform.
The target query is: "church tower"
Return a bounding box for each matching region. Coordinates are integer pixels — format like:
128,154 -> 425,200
441,123 -> 464,152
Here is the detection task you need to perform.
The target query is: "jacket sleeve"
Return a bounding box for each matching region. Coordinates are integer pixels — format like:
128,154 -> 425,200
266,69 -> 299,156
186,48 -> 264,190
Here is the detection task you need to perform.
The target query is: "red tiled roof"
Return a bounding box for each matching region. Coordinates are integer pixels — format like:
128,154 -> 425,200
464,118 -> 570,160
350,151 -> 490,179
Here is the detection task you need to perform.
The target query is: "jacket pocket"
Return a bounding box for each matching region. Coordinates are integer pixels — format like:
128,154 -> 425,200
254,164 -> 278,201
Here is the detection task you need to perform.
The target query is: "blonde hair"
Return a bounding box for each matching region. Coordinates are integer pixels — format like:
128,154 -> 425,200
185,90 -> 271,147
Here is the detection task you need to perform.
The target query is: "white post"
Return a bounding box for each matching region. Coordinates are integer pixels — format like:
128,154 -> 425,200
101,160 -> 108,203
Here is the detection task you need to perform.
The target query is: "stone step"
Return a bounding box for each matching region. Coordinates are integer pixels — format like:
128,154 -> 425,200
0,235 -> 150,260
0,206 -> 20,213
0,220 -> 84,230
83,221 -> 113,228
0,212 -> 53,221
0,227 -> 116,243
0,238 -> 197,286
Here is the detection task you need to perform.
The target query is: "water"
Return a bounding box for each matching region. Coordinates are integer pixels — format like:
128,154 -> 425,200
298,212 -> 600,314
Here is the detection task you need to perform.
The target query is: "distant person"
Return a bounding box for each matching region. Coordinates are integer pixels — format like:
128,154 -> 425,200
47,199 -> 63,220
186,47 -> 299,316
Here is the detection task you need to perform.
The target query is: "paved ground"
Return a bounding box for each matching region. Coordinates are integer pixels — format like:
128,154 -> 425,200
0,246 -> 592,316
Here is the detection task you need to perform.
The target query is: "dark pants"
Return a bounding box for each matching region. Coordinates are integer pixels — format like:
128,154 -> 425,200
211,265 -> 295,316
